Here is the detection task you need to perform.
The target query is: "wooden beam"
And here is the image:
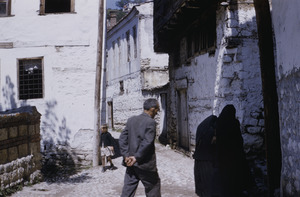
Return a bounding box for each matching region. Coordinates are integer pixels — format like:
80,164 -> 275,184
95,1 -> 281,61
93,0 -> 105,167
253,0 -> 282,196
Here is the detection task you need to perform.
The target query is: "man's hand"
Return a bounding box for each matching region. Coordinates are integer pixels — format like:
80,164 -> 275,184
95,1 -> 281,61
125,156 -> 137,167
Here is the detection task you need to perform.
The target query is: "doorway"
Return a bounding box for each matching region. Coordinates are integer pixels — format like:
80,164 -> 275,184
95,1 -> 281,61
107,101 -> 114,129
176,89 -> 189,151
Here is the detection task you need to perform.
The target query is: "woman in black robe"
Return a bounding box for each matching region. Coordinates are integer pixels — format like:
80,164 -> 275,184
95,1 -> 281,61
215,104 -> 251,197
193,115 -> 217,197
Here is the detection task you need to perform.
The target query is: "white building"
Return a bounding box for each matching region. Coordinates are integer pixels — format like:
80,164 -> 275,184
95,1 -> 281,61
0,0 -> 100,164
105,2 -> 169,137
154,1 -> 264,154
154,0 -> 271,194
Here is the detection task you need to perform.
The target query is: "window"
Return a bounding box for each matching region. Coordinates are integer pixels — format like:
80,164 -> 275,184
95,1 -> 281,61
112,41 -> 116,67
133,26 -> 137,58
187,33 -> 193,59
18,58 -> 43,100
119,80 -> 124,94
180,11 -> 216,64
0,0 -> 11,17
40,0 -> 75,15
126,31 -> 130,62
117,37 -> 121,65
186,26 -> 215,59
112,41 -> 115,50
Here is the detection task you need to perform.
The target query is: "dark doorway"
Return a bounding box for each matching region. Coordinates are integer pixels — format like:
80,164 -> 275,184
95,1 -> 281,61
177,89 -> 189,151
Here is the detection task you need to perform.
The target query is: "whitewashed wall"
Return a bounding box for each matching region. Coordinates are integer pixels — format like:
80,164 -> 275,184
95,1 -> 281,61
0,0 -> 99,152
105,2 -> 169,131
168,2 -> 264,154
272,1 -> 300,195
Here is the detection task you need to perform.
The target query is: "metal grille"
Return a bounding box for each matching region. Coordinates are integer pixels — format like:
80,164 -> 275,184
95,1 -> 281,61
19,59 -> 43,100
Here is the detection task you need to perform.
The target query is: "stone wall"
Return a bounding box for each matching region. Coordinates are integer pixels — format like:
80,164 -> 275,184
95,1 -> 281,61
166,2 -> 267,193
271,1 -> 300,195
167,1 -> 264,154
278,70 -> 300,196
0,106 -> 42,190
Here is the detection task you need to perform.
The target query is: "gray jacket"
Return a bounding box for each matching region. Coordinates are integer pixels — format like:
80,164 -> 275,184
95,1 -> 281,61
119,112 -> 157,171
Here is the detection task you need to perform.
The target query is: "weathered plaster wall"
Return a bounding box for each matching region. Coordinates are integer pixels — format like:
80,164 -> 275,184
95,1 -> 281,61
139,4 -> 168,69
0,0 -> 99,154
106,8 -> 140,85
272,1 -> 300,195
105,2 -> 168,131
168,2 -> 264,156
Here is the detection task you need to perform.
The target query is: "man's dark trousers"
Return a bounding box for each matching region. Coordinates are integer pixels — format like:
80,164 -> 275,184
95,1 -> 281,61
121,166 -> 161,197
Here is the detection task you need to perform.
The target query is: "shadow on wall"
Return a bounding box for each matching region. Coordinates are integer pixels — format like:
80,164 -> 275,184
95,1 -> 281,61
1,76 -> 28,111
0,77 -> 90,183
2,76 -> 17,110
41,100 -> 85,182
1,76 -> 17,111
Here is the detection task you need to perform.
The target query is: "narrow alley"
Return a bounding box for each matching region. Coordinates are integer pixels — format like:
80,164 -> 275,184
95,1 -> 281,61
1,0 -> 300,196
11,131 -> 197,197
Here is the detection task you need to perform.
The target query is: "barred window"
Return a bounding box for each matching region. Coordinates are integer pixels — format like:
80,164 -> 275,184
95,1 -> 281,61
181,11 -> 216,65
187,26 -> 216,58
18,58 -> 43,100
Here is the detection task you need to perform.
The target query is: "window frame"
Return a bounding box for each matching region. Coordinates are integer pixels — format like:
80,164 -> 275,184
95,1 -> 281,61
17,57 -> 44,100
39,0 -> 75,15
0,0 -> 11,17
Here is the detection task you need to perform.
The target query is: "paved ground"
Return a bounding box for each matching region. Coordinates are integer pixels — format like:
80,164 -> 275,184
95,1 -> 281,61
12,132 -> 198,197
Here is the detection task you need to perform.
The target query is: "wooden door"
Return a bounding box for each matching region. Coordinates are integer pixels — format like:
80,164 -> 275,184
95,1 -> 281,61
177,89 -> 189,150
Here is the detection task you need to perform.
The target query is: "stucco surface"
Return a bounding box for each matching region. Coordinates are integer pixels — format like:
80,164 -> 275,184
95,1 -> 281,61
0,0 -> 99,150
271,0 -> 300,195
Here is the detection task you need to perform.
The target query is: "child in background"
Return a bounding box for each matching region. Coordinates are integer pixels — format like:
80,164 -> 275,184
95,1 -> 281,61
100,124 -> 116,172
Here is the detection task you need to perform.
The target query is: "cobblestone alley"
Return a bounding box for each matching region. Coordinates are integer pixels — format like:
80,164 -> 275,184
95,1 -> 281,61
12,132 -> 197,197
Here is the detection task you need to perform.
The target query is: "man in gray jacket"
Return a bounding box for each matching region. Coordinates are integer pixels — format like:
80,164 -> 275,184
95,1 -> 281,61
119,98 -> 161,197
